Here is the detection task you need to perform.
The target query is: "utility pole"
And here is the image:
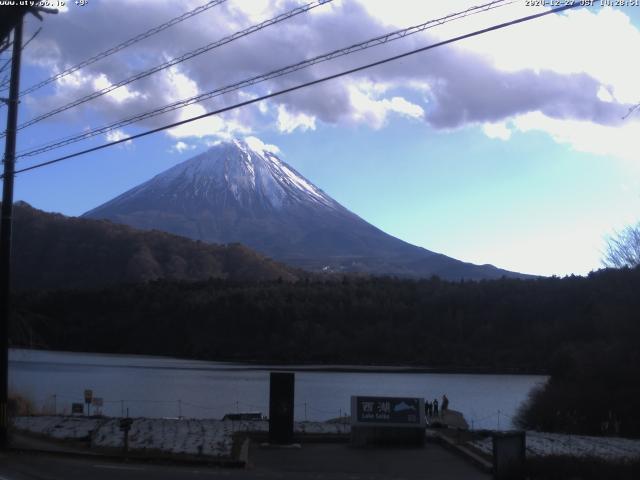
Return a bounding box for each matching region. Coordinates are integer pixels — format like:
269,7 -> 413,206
0,5 -> 56,450
0,15 -> 23,450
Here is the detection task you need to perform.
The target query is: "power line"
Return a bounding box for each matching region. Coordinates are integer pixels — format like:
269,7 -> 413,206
8,3 -> 581,178
15,0 -> 514,159
1,0 -> 229,97
7,0 -> 333,134
0,27 -> 40,81
14,0 -> 510,155
21,26 -> 41,51
0,41 -> 12,56
0,27 -> 40,96
0,58 -> 12,77
622,103 -> 640,120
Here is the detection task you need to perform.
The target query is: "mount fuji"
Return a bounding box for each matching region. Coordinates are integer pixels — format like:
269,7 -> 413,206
83,138 -> 528,280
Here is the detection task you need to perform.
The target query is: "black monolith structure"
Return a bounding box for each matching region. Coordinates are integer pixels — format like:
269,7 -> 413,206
268,372 -> 294,444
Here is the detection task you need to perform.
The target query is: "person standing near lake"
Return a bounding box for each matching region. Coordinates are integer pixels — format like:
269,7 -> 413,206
433,398 -> 439,417
424,399 -> 432,419
442,394 -> 449,412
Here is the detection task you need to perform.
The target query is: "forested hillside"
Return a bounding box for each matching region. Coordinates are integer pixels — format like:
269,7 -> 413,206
10,202 -> 298,290
11,267 -> 638,367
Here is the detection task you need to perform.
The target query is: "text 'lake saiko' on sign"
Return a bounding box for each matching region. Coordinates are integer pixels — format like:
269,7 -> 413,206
353,396 -> 423,425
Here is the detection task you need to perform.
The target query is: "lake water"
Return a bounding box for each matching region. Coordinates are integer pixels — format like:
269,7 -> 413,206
9,349 -> 547,429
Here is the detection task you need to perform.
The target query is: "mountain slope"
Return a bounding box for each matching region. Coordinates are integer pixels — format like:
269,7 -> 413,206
11,202 -> 298,291
84,138 -> 529,280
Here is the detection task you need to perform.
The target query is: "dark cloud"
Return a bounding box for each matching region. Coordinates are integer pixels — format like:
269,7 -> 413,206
19,0 -> 631,139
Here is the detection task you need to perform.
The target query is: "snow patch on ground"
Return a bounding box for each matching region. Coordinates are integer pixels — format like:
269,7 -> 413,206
12,416 -> 349,458
470,431 -> 640,461
12,416 -> 101,440
93,418 -> 238,457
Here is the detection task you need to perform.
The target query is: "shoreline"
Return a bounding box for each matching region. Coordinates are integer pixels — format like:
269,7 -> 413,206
9,347 -> 548,376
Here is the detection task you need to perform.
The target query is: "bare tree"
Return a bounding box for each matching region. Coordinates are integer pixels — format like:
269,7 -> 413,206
603,222 -> 640,268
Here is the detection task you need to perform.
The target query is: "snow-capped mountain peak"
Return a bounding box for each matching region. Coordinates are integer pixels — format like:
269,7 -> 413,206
83,138 -> 530,280
98,138 -> 337,212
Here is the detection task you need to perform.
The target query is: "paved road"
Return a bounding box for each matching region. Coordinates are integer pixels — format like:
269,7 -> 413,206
0,442 -> 490,480
251,443 -> 490,479
2,451 -> 239,480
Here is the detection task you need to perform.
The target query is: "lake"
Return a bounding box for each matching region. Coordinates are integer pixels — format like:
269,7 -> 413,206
9,349 -> 546,429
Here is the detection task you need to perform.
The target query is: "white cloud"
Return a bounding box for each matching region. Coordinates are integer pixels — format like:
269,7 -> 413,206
166,102 -> 251,139
388,97 -> 425,119
356,0 -> 476,30
257,100 -> 269,114
354,3 -> 636,124
56,69 -> 90,89
454,7 -> 640,105
171,141 -> 195,153
21,0 -> 639,152
483,121 -> 512,141
163,65 -> 199,102
394,4 -> 640,108
597,86 -> 615,103
92,74 -> 140,103
244,136 -> 280,154
227,0 -> 272,22
105,129 -> 132,146
348,84 -> 424,129
513,111 -> 640,163
276,105 -> 316,133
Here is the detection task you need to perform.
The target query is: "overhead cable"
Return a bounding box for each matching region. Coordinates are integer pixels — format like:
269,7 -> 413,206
8,0 -> 332,133
2,0 -> 229,96
16,0 -> 513,158
8,3 -> 581,177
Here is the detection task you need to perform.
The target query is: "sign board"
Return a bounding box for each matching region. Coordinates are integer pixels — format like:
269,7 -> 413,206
352,396 -> 424,427
84,389 -> 93,403
71,403 -> 84,414
92,397 -> 103,407
350,396 -> 426,446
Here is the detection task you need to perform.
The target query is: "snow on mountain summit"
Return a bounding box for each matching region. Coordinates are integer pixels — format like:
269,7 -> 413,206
129,137 -> 337,211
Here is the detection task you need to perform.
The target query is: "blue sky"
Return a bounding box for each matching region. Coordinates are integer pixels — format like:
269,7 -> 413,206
5,0 -> 640,277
